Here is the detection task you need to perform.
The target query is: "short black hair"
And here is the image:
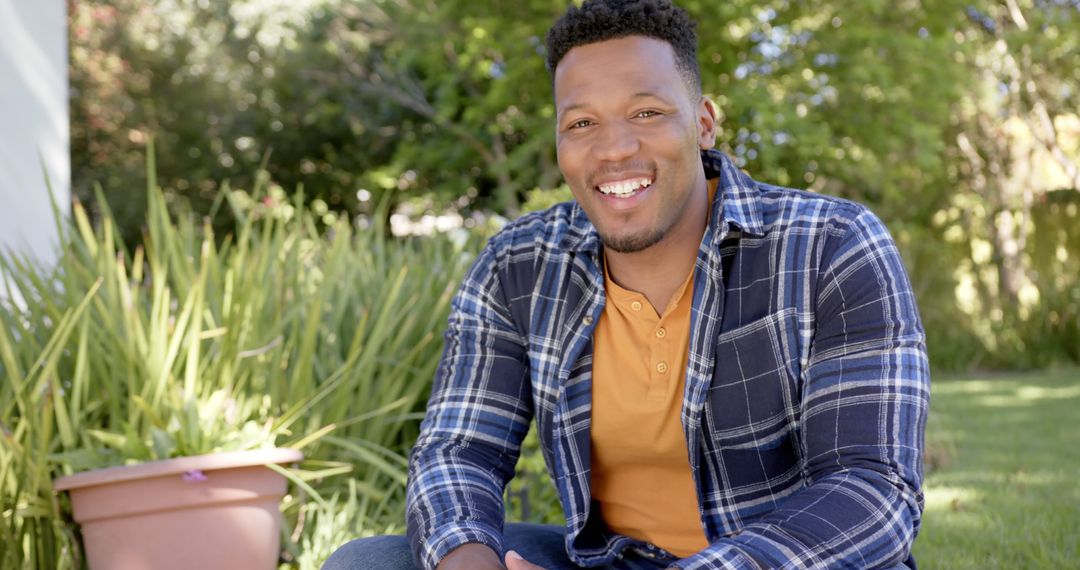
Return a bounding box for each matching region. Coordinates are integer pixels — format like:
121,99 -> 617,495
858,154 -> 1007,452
545,0 -> 701,97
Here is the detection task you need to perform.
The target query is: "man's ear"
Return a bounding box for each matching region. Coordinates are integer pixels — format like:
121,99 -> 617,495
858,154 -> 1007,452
697,97 -> 719,150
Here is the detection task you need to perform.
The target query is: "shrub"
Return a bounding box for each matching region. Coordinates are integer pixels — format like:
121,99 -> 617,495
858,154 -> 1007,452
0,164 -> 474,567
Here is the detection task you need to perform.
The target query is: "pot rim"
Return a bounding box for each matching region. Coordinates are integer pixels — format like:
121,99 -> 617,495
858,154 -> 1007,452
53,447 -> 304,491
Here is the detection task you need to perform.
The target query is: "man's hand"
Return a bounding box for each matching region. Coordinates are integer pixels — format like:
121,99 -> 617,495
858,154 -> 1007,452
505,550 -> 548,570
436,544 -> 554,570
436,543 -> 505,570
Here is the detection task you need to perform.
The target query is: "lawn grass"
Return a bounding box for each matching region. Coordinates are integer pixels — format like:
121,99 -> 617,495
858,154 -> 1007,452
912,368 -> 1080,568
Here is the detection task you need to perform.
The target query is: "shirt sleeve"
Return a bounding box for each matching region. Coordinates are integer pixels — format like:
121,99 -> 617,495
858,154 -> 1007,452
405,238 -> 534,570
675,207 -> 930,570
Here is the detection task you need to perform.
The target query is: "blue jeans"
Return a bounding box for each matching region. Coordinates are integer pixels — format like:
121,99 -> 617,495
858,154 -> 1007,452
322,523 -> 671,569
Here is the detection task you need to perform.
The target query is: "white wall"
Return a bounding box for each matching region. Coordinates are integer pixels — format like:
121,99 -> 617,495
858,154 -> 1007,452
0,0 -> 69,270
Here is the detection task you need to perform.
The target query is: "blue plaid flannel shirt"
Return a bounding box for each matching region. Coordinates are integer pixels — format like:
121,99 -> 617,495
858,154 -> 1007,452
406,150 -> 929,570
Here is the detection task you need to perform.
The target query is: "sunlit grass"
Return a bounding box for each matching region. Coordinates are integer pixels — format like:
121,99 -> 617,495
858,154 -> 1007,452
913,369 -> 1080,568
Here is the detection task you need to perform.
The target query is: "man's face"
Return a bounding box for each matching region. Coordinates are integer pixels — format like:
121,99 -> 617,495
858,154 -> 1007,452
554,35 -> 716,253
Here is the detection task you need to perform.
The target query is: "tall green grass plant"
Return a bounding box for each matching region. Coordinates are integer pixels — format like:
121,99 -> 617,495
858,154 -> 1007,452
0,163 -> 473,567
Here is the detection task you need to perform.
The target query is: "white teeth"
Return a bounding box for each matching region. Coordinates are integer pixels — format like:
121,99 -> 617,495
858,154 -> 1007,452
598,178 -> 652,196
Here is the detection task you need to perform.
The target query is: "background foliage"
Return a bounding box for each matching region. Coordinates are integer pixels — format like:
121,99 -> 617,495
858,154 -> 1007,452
68,0 -> 1080,372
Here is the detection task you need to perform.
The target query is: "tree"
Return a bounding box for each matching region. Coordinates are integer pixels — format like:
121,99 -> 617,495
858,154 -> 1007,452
69,0 -> 1080,370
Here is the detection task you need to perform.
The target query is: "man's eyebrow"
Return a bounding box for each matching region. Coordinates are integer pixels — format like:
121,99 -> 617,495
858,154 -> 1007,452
557,102 -> 588,117
557,91 -> 670,117
629,91 -> 667,101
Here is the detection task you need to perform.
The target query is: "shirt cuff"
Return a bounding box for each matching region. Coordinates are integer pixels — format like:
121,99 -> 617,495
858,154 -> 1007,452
421,521 -> 504,570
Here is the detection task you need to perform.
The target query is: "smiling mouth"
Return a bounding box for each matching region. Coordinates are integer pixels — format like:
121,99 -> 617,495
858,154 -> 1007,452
595,177 -> 654,198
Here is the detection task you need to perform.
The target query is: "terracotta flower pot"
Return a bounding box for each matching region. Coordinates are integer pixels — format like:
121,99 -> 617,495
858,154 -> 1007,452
54,448 -> 304,570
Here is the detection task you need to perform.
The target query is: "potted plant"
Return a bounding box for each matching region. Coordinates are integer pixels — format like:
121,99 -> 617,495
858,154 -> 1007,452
53,448 -> 303,570
2,179 -> 334,569
2,159 -> 472,567
48,375 -> 310,569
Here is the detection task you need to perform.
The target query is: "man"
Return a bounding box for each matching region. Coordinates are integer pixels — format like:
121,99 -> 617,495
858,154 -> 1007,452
325,1 -> 929,568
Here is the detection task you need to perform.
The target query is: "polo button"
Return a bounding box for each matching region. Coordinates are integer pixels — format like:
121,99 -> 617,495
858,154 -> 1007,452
631,301 -> 643,311
655,327 -> 667,338
656,361 -> 669,373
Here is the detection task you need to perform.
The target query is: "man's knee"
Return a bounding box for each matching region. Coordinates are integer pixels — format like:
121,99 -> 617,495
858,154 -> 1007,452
322,535 -> 416,570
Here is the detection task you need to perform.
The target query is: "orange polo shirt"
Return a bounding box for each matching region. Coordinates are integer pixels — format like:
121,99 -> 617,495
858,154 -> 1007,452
589,181 -> 717,558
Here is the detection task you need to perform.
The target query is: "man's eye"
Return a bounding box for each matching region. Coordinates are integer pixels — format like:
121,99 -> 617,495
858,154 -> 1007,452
635,110 -> 660,118
569,119 -> 593,129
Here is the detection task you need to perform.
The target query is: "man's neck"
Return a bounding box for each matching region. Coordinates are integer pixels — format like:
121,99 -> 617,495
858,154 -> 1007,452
604,179 -> 711,313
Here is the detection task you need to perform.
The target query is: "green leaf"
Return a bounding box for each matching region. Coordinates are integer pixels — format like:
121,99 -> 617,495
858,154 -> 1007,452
150,428 -> 176,460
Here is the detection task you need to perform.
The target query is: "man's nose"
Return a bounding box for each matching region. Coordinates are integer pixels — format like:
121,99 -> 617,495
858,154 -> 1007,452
592,121 -> 640,162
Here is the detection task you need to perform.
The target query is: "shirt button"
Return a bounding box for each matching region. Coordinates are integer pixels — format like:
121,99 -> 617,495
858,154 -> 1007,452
583,316 -> 594,326
655,327 -> 667,338
656,361 -> 669,373
630,301 -> 643,311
